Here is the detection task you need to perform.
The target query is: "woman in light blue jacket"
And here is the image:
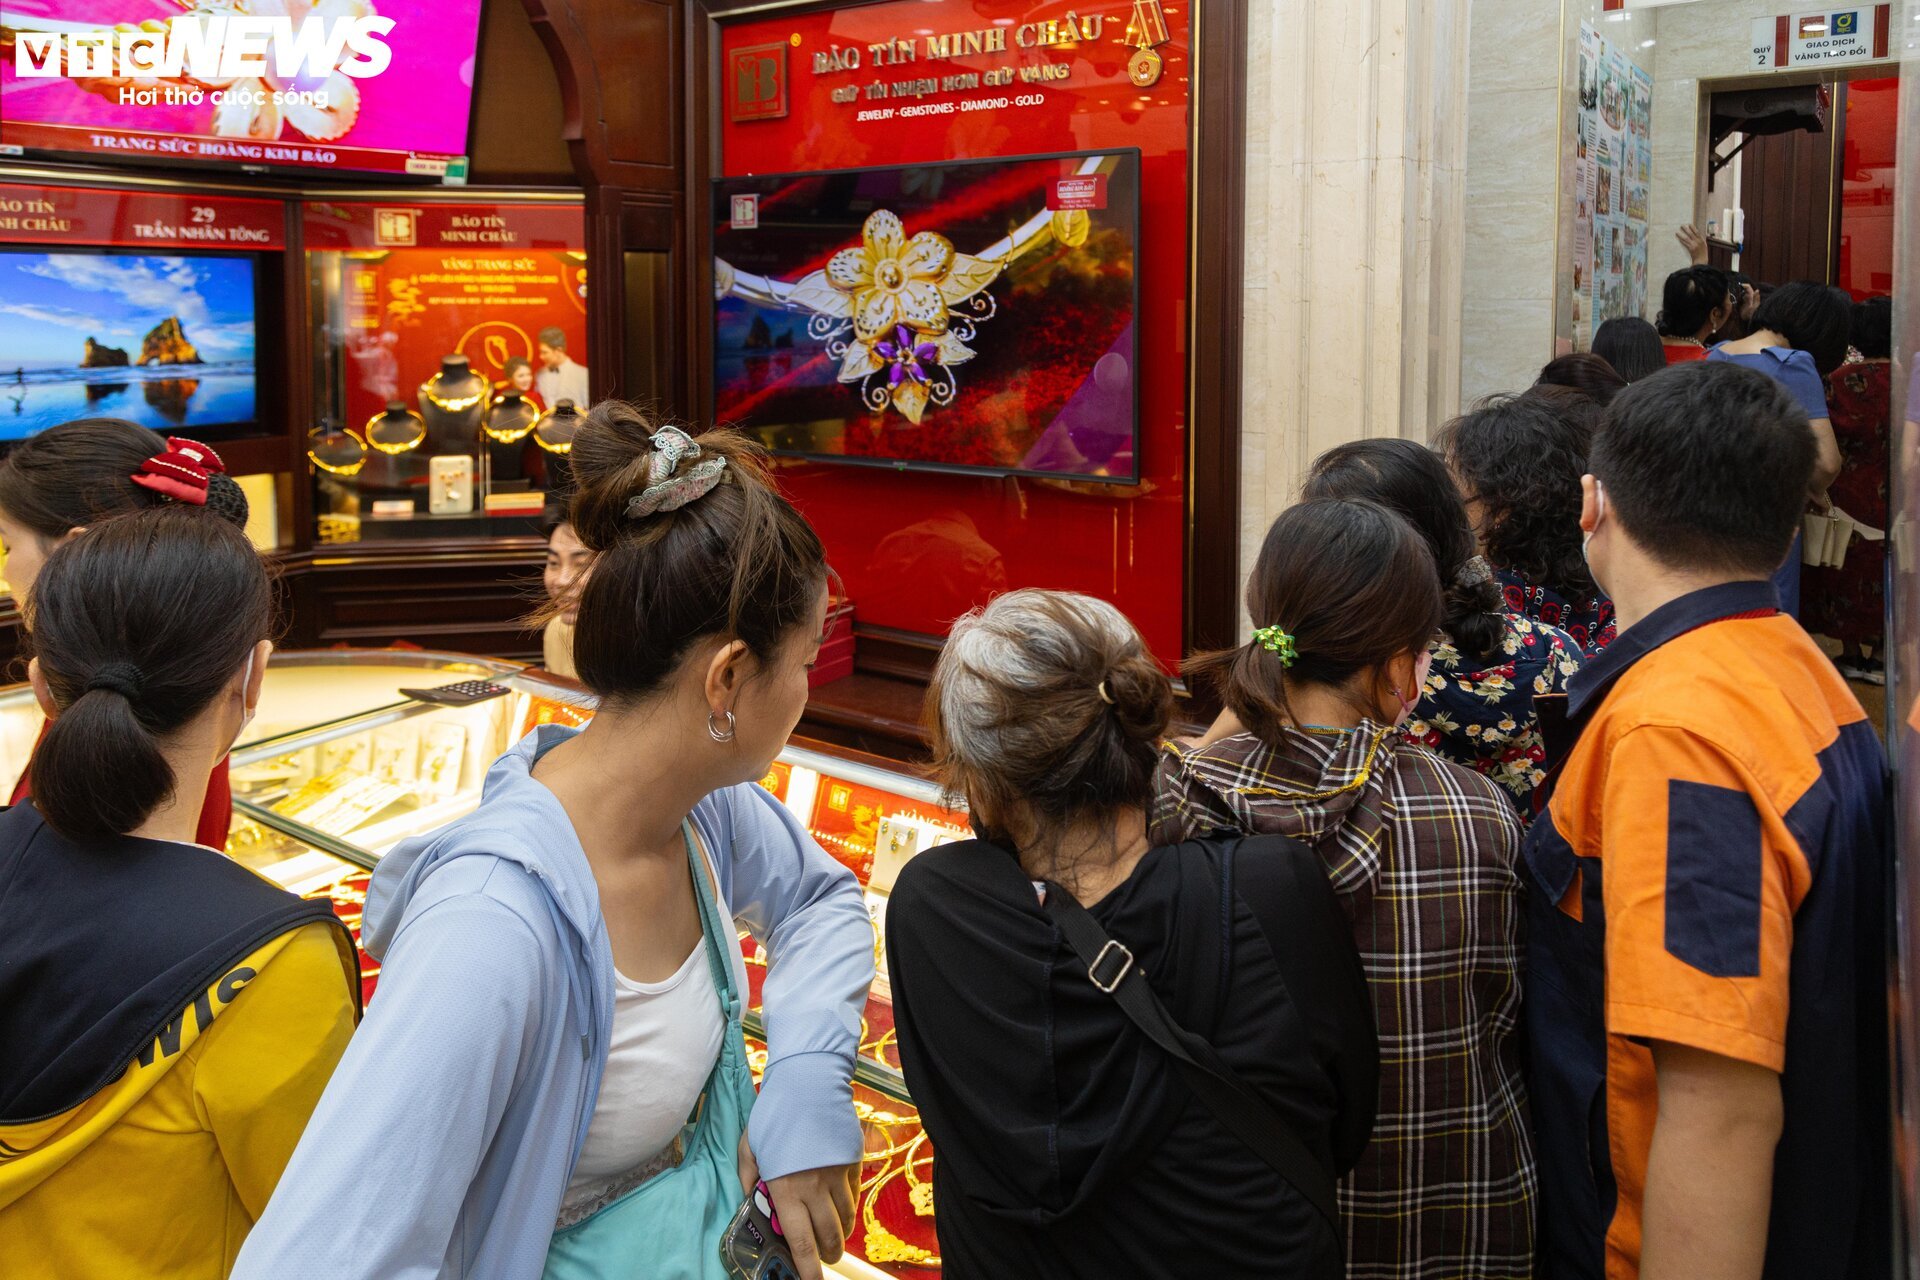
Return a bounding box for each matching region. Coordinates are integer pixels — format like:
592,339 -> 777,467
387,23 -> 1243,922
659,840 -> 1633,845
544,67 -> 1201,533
236,408 -> 874,1280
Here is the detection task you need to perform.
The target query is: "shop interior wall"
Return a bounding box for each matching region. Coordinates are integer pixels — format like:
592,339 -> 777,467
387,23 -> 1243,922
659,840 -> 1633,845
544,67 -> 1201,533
1240,0 -> 1470,617
468,0 -> 575,184
1639,1 -> 1889,285
1461,0 -> 1655,405
1460,0 -> 1561,406
1460,0 -> 1897,407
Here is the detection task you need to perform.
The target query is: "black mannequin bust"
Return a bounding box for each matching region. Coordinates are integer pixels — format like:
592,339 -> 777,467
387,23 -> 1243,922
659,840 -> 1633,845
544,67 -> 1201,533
418,355 -> 488,448
484,385 -> 540,485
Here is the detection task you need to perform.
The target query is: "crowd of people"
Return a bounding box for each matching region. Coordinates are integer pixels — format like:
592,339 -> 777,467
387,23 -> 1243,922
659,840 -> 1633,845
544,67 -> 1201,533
0,292 -> 1894,1280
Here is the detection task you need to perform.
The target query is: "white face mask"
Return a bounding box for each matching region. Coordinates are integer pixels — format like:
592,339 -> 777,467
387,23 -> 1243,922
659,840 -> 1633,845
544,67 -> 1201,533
228,648 -> 258,755
1582,482 -> 1607,570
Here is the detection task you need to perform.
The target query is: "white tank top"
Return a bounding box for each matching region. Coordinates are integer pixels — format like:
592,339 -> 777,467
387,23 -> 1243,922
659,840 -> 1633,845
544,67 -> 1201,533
561,935 -> 725,1216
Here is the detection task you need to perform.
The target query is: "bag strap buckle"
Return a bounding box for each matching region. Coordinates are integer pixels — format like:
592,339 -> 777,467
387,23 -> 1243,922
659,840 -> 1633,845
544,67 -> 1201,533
1089,938 -> 1134,993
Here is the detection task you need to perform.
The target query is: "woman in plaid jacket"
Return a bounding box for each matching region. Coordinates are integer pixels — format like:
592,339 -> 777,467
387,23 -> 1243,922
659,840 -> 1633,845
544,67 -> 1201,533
1154,498 -> 1534,1280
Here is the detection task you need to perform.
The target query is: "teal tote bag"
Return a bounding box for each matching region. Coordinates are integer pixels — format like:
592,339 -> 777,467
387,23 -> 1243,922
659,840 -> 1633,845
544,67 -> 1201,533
544,824 -> 757,1280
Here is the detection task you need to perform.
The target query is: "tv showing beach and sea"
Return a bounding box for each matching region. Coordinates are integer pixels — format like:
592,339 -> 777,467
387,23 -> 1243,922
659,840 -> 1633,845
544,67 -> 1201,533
0,249 -> 258,440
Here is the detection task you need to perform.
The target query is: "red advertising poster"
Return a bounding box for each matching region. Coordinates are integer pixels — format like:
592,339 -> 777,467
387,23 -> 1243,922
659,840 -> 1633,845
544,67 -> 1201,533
718,0 -> 1189,660
0,182 -> 285,249
307,202 -> 587,434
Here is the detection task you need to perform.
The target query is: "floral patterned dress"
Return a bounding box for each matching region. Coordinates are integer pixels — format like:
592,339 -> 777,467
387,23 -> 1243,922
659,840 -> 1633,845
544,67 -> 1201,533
1803,359 -> 1890,647
1404,611 -> 1585,812
1493,567 -> 1615,656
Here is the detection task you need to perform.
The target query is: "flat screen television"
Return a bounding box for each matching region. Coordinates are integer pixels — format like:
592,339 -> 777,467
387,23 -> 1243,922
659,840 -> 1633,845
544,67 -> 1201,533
712,149 -> 1140,483
0,248 -> 259,440
0,0 -> 481,179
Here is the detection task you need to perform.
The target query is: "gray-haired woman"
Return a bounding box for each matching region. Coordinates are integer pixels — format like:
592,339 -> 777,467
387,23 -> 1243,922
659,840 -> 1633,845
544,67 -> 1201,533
885,588 -> 1379,1280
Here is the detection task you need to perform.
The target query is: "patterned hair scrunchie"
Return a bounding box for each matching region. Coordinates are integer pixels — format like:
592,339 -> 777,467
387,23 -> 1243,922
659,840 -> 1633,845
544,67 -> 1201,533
1454,555 -> 1493,588
1252,624 -> 1297,667
624,425 -> 728,519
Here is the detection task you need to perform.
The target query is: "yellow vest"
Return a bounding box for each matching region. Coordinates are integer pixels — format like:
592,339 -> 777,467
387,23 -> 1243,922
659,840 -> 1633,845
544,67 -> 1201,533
0,922 -> 359,1278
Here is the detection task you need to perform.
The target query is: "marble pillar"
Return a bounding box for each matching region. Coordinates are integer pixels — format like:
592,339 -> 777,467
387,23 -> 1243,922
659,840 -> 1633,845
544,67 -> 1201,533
1239,0 -> 1472,624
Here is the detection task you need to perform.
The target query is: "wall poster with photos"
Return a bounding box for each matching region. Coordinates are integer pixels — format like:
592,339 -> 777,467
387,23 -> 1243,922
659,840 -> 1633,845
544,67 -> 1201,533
1575,21 -> 1652,348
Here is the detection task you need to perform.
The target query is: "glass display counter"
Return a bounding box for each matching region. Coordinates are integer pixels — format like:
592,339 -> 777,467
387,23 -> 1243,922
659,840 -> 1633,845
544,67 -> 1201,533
0,648 -> 952,1275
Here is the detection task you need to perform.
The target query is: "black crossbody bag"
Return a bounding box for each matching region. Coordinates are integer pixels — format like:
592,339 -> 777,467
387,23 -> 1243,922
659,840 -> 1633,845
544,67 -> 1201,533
1043,879 -> 1343,1240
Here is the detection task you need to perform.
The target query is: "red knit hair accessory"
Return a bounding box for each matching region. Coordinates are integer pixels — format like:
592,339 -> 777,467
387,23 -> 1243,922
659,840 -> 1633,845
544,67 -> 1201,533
130,438 -> 227,506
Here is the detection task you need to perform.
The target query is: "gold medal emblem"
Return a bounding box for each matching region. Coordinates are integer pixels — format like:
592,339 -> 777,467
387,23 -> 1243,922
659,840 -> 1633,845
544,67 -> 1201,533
1127,46 -> 1163,88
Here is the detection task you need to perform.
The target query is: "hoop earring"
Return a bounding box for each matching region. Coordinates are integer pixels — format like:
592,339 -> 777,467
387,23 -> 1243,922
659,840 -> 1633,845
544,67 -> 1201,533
707,710 -> 737,743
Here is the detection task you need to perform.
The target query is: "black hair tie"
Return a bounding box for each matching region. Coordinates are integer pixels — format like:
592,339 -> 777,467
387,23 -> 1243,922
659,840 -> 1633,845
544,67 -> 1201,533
86,662 -> 145,701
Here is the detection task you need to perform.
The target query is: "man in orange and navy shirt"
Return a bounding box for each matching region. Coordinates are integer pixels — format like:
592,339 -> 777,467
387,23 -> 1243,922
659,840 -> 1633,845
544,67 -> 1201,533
1526,360 -> 1889,1280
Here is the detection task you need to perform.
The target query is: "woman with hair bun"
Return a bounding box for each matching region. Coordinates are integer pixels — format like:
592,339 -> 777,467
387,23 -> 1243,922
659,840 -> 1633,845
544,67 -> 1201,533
0,418 -> 251,848
1304,439 -> 1583,812
0,508 -> 360,1278
239,404 -> 874,1280
1656,264 -> 1734,364
888,588 -> 1378,1278
1156,499 -> 1532,1280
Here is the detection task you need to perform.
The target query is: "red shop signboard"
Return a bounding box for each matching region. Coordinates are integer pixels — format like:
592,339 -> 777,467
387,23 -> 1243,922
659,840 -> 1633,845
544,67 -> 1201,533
0,183 -> 285,249
717,0 -> 1191,662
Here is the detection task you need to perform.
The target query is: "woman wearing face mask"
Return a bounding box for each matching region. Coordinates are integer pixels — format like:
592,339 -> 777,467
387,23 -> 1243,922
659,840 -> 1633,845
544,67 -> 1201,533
1304,439 -> 1583,814
1155,499 -> 1533,1280
0,509 -> 361,1279
237,405 -> 873,1280
0,420 -> 251,848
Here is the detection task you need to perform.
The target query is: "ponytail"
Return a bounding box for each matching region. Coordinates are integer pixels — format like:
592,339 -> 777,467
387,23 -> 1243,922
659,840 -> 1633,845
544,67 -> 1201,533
26,508 -> 271,842
1186,500 -> 1442,741
33,683 -> 177,842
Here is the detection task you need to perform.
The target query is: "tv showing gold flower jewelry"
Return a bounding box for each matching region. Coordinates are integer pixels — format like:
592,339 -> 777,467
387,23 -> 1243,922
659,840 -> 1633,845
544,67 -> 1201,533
712,149 -> 1140,483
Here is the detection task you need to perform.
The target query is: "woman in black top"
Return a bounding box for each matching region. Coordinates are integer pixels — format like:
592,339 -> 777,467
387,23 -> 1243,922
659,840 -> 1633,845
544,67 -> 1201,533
886,588 -> 1378,1279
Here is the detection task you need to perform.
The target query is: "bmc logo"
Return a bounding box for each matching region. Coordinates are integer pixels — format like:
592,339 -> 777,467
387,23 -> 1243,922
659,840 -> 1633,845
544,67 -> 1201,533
374,209 -> 417,247
729,43 -> 788,122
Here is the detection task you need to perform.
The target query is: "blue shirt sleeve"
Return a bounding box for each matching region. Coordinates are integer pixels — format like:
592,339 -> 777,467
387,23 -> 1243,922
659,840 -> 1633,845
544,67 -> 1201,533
1712,346 -> 1829,418
1770,349 -> 1830,419
233,886 -> 552,1280
699,782 -> 873,1181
